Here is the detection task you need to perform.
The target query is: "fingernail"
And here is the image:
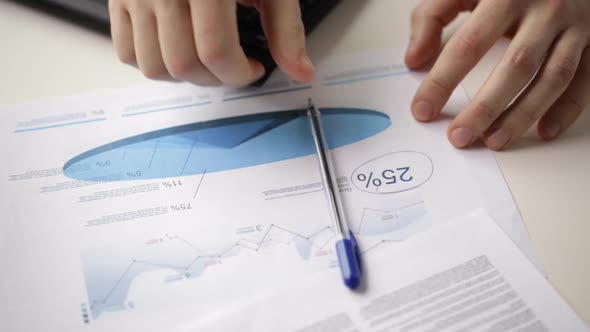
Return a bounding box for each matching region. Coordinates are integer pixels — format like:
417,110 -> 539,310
485,128 -> 511,150
543,121 -> 561,139
413,100 -> 434,121
450,127 -> 474,148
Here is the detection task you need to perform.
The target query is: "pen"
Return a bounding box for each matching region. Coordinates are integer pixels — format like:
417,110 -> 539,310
306,98 -> 363,290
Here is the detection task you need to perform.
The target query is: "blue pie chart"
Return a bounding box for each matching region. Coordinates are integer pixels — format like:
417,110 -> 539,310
63,108 -> 391,181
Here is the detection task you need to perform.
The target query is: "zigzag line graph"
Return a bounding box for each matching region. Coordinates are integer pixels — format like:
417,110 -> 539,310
84,200 -> 427,319
93,225 -> 334,302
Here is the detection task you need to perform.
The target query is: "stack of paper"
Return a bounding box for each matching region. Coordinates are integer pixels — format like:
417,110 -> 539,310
0,49 -> 586,331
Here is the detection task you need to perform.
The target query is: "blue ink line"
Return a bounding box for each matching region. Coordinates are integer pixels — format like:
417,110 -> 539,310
14,118 -> 107,133
122,101 -> 212,117
223,85 -> 312,102
323,70 -> 411,87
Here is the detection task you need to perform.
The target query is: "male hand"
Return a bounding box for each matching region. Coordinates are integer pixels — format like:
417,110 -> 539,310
108,0 -> 315,87
406,0 -> 590,150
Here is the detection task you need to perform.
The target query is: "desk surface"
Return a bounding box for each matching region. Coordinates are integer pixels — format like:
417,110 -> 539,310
1,0 -> 588,324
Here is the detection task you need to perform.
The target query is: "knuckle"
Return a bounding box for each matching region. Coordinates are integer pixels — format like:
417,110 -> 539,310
471,101 -> 500,123
509,46 -> 539,75
427,77 -> 452,95
269,18 -> 305,44
451,29 -> 484,59
562,94 -> 585,114
544,56 -> 577,86
423,77 -> 453,99
519,106 -> 539,123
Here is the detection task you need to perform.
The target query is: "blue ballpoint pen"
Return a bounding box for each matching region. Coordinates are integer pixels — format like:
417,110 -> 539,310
307,98 -> 363,290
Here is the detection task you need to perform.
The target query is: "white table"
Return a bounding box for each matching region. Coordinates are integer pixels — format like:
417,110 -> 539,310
1,0 -> 588,324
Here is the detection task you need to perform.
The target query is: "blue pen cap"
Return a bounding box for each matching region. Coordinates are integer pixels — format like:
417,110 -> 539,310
335,231 -> 363,289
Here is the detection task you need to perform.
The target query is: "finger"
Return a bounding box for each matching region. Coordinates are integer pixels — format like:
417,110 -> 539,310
259,0 -> 314,82
483,31 -> 585,150
154,1 -> 220,85
128,2 -> 170,80
405,0 -> 479,69
190,0 -> 265,86
109,0 -> 136,65
449,13 -> 562,148
411,0 -> 518,124
538,47 -> 590,140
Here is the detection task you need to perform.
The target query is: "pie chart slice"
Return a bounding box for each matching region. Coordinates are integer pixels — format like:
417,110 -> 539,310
63,108 -> 391,181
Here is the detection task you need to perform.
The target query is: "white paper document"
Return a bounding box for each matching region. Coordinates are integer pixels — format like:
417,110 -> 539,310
1,49 -> 581,331
194,210 -> 589,332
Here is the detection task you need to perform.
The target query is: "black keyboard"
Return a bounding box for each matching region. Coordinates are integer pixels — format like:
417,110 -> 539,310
14,0 -> 340,86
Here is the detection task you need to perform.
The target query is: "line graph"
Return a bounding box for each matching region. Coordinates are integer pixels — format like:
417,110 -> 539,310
84,223 -> 337,318
82,199 -> 428,320
92,225 -> 334,302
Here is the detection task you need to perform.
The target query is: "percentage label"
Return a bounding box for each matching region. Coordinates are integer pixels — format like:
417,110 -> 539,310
95,160 -> 111,167
145,238 -> 164,245
126,170 -> 142,178
352,151 -> 434,194
356,167 -> 413,189
170,203 -> 192,212
162,180 -> 183,188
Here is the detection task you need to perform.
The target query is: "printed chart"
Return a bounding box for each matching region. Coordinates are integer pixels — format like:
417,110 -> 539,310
63,108 -> 391,181
62,108 -> 432,322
